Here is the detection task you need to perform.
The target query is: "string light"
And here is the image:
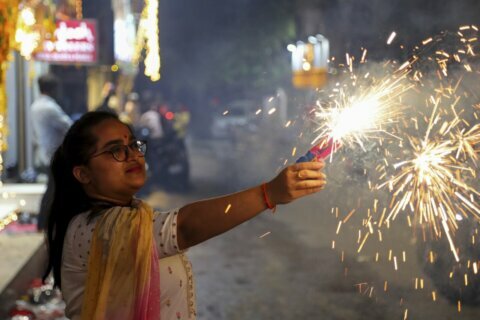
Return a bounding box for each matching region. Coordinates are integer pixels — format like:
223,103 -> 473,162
133,0 -> 161,81
0,210 -> 19,231
15,6 -> 41,60
14,1 -> 56,60
0,113 -> 4,185
1,0 -> 20,186
76,0 -> 83,20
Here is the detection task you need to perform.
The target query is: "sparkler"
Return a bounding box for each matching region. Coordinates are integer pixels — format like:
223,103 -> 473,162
297,63 -> 412,163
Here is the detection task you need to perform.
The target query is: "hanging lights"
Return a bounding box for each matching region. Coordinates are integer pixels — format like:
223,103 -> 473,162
134,0 -> 160,81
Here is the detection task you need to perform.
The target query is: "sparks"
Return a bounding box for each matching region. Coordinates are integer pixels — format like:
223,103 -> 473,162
387,31 -> 397,45
259,231 -> 271,239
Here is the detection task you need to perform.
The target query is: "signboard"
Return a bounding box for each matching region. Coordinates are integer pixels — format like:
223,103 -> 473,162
289,34 -> 329,89
35,20 -> 97,64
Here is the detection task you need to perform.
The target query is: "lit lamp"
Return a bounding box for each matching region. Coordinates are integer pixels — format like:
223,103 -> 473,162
288,34 -> 329,89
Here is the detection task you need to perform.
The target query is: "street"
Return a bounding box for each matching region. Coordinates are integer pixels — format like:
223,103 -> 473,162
145,137 -> 480,320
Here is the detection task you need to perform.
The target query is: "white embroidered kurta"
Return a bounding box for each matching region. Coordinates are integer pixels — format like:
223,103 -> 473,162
61,209 -> 196,319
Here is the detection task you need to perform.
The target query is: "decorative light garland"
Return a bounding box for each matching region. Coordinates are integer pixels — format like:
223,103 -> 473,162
0,0 -> 20,185
14,5 -> 41,60
0,112 -> 4,179
14,0 -> 56,60
133,0 -> 160,81
0,210 -> 19,231
75,0 -> 82,19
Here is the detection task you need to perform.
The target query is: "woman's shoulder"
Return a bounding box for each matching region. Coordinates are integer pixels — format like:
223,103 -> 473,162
152,207 -> 180,215
64,211 -> 96,245
68,211 -> 94,229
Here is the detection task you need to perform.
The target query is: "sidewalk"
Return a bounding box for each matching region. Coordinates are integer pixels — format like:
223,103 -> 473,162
0,183 -> 45,221
0,183 -> 46,317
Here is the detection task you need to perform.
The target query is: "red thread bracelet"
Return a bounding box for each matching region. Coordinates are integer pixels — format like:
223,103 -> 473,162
261,183 -> 276,212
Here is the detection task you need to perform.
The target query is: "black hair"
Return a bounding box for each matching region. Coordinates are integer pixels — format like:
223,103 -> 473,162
43,111 -> 121,288
38,74 -> 59,97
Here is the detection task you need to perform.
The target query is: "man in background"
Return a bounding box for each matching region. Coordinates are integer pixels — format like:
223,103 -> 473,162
31,73 -> 72,231
138,103 -> 164,192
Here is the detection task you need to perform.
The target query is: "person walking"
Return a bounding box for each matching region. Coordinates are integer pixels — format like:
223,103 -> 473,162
30,73 -> 72,230
44,111 -> 326,319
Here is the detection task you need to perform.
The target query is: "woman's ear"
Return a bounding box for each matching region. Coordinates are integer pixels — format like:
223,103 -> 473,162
72,165 -> 91,184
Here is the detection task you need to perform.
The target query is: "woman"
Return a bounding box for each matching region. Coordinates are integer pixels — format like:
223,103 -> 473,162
44,111 -> 326,320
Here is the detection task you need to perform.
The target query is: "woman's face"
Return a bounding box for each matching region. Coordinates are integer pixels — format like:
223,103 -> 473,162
75,118 -> 147,204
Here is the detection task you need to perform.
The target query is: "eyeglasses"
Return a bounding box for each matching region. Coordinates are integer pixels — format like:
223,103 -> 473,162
90,140 -> 147,162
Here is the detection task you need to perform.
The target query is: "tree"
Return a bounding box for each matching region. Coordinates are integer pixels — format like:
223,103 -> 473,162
137,0 -> 296,103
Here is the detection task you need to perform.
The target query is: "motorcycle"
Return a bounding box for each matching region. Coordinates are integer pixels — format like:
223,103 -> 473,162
138,127 -> 191,193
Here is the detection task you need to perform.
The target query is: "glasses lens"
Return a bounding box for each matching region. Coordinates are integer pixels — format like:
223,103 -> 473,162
138,141 -> 147,155
128,140 -> 147,155
109,141 -> 146,162
112,146 -> 128,162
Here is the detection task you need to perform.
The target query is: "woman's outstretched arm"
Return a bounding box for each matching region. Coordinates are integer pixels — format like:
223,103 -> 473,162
177,161 -> 326,249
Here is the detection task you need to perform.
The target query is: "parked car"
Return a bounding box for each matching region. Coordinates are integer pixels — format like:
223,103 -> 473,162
211,100 -> 258,139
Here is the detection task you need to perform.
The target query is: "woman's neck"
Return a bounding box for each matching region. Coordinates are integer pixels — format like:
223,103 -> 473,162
86,192 -> 133,207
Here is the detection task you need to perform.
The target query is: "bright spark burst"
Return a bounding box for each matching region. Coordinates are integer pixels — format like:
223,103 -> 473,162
311,71 -> 411,153
378,137 -> 480,261
377,101 -> 480,261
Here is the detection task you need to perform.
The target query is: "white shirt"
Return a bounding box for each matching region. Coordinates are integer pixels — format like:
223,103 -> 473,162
139,110 -> 163,139
30,95 -> 72,166
61,209 -> 196,319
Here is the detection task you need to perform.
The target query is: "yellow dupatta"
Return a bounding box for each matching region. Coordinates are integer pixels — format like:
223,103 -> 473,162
81,200 -> 160,320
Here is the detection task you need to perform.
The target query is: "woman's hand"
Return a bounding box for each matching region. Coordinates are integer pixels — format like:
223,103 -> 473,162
266,161 -> 326,205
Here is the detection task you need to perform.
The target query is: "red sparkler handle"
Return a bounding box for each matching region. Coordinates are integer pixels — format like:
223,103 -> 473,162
296,138 -> 336,163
